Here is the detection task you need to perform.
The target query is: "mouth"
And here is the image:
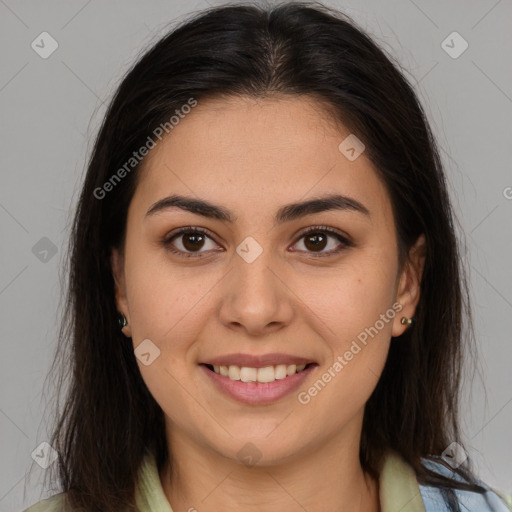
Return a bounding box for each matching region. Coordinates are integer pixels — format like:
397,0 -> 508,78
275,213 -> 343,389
199,362 -> 319,405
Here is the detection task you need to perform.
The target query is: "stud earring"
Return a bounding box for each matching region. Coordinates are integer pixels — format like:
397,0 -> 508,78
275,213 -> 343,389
118,312 -> 128,329
400,317 -> 413,325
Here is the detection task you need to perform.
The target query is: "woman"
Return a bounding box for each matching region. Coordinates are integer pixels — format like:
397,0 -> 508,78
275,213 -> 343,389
23,2 -> 511,511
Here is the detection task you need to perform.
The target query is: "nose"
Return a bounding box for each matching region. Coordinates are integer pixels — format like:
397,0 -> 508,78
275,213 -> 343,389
217,247 -> 294,337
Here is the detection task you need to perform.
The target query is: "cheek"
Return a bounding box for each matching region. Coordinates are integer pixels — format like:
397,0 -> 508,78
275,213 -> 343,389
124,242 -> 214,344
124,258 -> 212,423
291,252 -> 397,411
123,254 -> 226,413
297,254 -> 398,345
294,270 -> 395,428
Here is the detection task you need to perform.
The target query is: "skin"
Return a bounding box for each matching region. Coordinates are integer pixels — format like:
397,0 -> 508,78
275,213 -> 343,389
112,95 -> 426,512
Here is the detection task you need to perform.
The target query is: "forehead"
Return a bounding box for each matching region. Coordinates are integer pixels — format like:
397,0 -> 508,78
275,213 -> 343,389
130,95 -> 392,227
142,95 -> 350,174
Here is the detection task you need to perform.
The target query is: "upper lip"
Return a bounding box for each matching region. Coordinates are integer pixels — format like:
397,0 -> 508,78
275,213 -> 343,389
201,353 -> 316,368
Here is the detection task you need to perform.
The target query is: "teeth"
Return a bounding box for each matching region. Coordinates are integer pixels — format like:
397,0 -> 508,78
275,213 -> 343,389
275,364 -> 287,379
212,363 -> 309,383
228,365 -> 241,380
257,366 -> 275,383
240,367 -> 257,382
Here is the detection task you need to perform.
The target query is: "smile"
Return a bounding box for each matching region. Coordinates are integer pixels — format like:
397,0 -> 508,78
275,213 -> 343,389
200,362 -> 318,405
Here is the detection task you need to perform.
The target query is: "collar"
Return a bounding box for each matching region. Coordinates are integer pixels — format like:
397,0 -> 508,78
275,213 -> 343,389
378,450 -> 426,512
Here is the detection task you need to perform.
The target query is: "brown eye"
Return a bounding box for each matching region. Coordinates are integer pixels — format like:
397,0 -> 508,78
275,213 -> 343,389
181,232 -> 206,252
303,232 -> 328,252
163,227 -> 219,258
292,226 -> 352,257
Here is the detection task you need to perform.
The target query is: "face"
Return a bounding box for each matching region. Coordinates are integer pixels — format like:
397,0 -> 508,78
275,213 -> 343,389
112,95 -> 425,466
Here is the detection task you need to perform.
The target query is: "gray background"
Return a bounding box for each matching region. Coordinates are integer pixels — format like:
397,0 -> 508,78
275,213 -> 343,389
1,0 -> 511,510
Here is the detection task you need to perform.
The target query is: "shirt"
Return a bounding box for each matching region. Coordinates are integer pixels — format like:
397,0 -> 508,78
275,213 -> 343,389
23,450 -> 512,512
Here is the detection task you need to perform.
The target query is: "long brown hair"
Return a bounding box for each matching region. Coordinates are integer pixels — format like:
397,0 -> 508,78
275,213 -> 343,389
34,2 -> 483,510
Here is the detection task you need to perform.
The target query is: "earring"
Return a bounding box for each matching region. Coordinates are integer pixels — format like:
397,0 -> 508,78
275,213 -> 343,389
118,312 -> 128,329
401,317 -> 413,325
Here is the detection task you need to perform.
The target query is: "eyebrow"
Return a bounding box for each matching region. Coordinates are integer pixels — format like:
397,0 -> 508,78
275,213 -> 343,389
145,193 -> 370,224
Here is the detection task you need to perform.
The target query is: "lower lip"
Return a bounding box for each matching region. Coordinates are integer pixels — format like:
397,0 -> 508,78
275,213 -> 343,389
200,364 -> 317,405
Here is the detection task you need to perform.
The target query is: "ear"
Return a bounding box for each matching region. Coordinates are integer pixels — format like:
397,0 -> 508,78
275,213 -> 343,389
392,234 -> 426,337
111,248 -> 132,338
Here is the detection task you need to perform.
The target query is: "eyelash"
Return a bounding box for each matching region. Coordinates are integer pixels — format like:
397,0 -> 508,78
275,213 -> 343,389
161,225 -> 353,259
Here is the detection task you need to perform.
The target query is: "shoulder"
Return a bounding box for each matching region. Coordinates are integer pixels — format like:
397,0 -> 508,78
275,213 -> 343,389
419,457 -> 512,512
22,492 -> 67,512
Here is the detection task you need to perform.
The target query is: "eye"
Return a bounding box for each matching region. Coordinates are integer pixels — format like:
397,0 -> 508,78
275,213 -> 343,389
162,227 -> 220,258
291,225 -> 352,257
